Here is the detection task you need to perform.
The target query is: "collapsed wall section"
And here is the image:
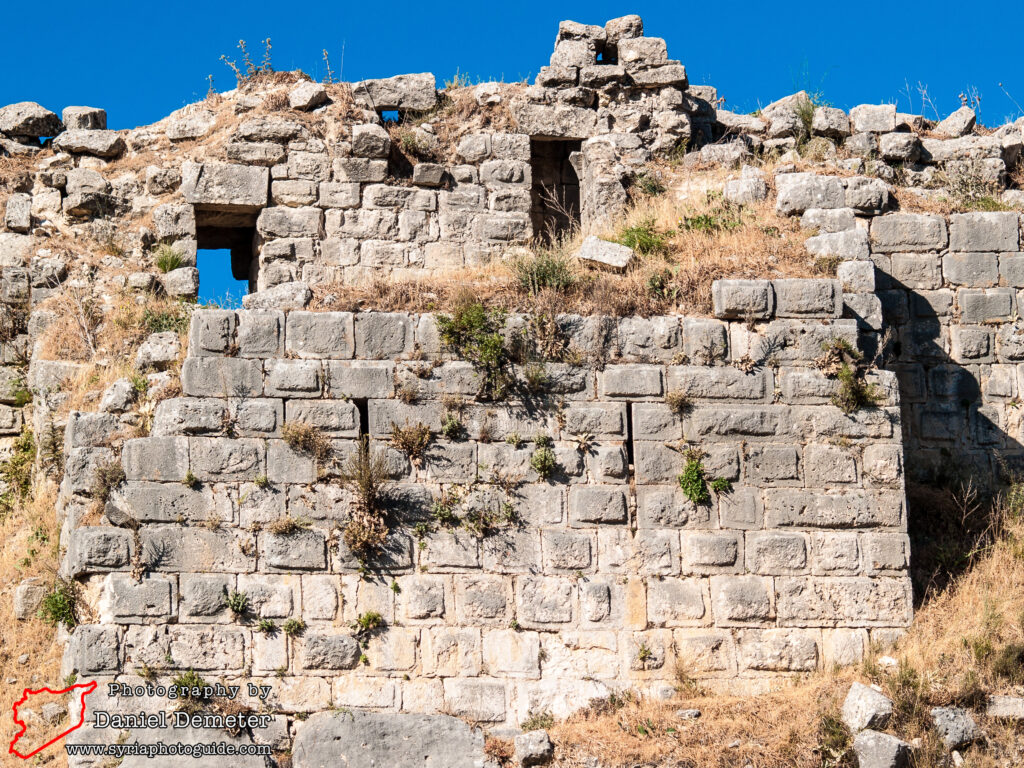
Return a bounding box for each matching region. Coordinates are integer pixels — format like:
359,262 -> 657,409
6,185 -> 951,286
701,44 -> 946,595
58,279 -> 910,742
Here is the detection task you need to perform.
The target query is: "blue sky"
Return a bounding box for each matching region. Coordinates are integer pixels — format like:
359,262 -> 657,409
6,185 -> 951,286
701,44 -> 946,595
3,0 -> 1022,303
3,0 -> 1022,128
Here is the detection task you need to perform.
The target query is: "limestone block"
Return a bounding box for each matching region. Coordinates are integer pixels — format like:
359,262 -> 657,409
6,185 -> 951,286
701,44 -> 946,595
853,730 -> 911,768
647,578 -> 707,626
711,279 -> 774,319
298,632 -> 360,670
842,682 -> 893,732
870,213 -> 947,252
710,575 -> 773,623
775,173 -> 845,216
949,211 -> 1020,252
104,573 -> 174,623
849,104 -> 896,133
181,357 -> 263,398
182,161 -> 269,212
737,629 -> 818,672
286,311 -> 355,358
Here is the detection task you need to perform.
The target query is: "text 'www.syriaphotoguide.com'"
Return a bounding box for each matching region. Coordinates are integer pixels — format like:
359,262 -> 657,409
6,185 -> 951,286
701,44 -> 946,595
66,742 -> 271,758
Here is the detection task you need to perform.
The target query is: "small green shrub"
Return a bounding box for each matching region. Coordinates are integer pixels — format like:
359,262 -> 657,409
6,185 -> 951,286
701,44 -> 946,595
616,218 -> 672,255
0,429 -> 35,517
710,477 -> 733,494
226,590 -> 249,616
39,581 -> 77,628
143,305 -> 190,334
818,713 -> 853,768
512,250 -> 576,295
520,711 -> 555,731
677,449 -> 732,505
440,413 -> 465,441
522,362 -> 549,394
257,619 -> 277,634
352,611 -> 385,634
632,172 -> 666,196
7,377 -> 31,407
436,301 -> 512,401
530,446 -> 557,480
793,97 -> 816,138
505,432 -> 524,448
678,452 -> 710,505
153,244 -> 185,273
182,470 -> 199,488
833,363 -> 884,414
282,618 -> 306,637
533,432 -> 553,448
339,436 -> 391,557
253,474 -> 270,489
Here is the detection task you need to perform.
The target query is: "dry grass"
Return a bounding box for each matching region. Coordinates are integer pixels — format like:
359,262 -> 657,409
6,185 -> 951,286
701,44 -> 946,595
551,676 -> 851,768
0,481 -> 68,768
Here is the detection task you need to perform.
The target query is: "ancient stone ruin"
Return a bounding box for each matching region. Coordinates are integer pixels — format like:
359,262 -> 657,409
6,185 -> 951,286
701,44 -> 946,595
2,12 -> 1024,767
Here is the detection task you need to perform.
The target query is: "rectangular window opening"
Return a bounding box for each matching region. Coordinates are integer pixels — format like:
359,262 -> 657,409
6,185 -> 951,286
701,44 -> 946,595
195,211 -> 257,307
529,138 -> 583,244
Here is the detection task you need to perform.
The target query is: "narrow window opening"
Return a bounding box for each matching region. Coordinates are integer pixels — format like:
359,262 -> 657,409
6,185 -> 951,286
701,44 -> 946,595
379,109 -> 401,124
529,138 -> 583,244
194,209 -> 258,305
624,401 -> 635,472
353,398 -> 369,438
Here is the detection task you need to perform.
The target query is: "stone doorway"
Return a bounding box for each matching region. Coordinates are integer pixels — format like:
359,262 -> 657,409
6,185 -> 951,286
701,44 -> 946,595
529,138 -> 582,243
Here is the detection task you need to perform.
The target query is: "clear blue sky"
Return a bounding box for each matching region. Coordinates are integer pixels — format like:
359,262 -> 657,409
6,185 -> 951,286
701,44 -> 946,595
3,0 -> 1022,128
3,0 -> 1021,304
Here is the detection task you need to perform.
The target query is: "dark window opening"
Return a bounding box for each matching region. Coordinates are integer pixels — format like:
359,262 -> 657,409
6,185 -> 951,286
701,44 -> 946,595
353,398 -> 369,437
194,209 -> 257,306
596,48 -> 617,65
529,138 -> 583,243
379,109 -> 401,124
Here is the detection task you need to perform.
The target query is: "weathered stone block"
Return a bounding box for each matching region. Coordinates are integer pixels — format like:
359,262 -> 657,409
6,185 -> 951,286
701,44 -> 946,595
286,311 -> 355,358
181,357 -> 263,397
647,578 -> 707,625
711,279 -> 774,319
182,161 -> 269,212
870,214 -> 947,252
949,212 -> 1020,252
710,575 -> 773,623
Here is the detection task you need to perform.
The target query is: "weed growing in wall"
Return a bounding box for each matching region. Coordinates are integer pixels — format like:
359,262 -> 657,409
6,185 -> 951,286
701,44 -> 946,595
390,421 -> 432,466
282,422 -> 334,466
152,244 -> 186,274
817,338 -> 884,414
436,300 -> 513,401
39,580 -> 78,629
338,436 -> 391,557
677,449 -> 731,505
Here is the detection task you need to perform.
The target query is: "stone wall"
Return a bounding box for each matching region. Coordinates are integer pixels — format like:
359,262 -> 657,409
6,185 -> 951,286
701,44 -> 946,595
58,279 -> 911,743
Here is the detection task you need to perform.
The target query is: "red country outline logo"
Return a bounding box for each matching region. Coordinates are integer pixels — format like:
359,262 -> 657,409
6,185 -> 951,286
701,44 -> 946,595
8,680 -> 97,759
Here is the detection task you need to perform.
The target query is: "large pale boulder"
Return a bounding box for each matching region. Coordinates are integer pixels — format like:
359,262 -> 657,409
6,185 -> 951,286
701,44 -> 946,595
0,101 -> 63,137
292,711 -> 484,768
